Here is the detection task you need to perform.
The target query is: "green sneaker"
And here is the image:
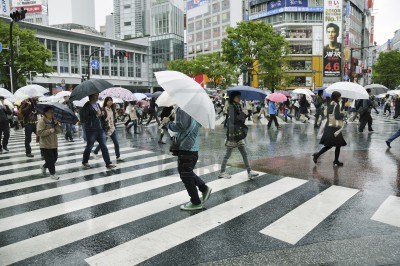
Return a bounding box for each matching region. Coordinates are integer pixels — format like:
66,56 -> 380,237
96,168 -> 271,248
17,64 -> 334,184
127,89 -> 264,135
180,202 -> 203,211
202,187 -> 212,203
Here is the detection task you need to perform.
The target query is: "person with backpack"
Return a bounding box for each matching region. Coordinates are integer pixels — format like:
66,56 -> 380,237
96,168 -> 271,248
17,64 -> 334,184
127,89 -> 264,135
218,91 -> 259,179
314,90 -> 325,128
79,93 -> 116,169
0,96 -> 12,152
20,97 -> 39,157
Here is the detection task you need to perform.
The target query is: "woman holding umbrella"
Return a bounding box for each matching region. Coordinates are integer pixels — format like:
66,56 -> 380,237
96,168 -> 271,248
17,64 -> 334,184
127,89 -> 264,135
312,91 -> 346,167
93,97 -> 123,162
218,91 -> 259,179
299,94 -> 311,123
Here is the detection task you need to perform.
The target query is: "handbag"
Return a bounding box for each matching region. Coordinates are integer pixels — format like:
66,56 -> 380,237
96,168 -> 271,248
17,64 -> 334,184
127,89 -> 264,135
227,122 -> 248,142
169,118 -> 195,156
328,104 -> 344,128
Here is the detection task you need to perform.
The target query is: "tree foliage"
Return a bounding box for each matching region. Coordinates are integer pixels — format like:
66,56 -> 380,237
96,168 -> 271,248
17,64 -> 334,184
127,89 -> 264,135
373,50 -> 400,89
222,21 -> 289,91
0,20 -> 53,89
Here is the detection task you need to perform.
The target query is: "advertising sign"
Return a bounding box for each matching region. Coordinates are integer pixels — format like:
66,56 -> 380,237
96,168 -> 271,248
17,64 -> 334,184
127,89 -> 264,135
1,0 -> 10,16
12,0 -> 41,7
323,0 -> 343,78
187,0 -> 208,19
285,0 -> 308,7
24,5 -> 42,13
268,0 -> 284,10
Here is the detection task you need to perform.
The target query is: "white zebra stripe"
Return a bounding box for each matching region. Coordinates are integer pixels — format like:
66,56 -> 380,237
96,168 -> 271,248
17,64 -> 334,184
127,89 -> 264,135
371,195 -> 400,228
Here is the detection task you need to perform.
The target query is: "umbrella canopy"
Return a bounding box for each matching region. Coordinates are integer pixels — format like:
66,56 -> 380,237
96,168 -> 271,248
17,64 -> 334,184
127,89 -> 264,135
73,97 -> 89,108
99,87 -> 136,101
325,82 -> 369,99
155,71 -> 216,129
36,102 -> 79,124
151,91 -> 163,98
387,90 -> 400,96
54,91 -> 72,98
144,93 -> 152,97
137,100 -> 149,107
0,88 -> 14,98
69,79 -> 113,102
133,93 -> 147,101
364,84 -> 389,95
274,90 -> 291,97
156,91 -> 175,107
227,86 -> 268,101
0,98 -> 14,109
313,87 -> 327,92
267,93 -> 287,103
14,85 -> 47,100
292,88 -> 315,96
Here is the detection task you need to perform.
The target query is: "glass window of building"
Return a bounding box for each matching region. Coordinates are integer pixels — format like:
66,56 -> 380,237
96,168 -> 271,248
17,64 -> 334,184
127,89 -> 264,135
222,25 -> 228,36
204,29 -> 211,40
46,40 -> 58,72
188,22 -> 194,32
135,53 -> 142,78
196,32 -> 203,42
289,44 -> 312,54
195,20 -> 202,31
128,53 -> 134,77
59,42 -> 69,73
81,45 -> 90,75
212,2 -> 220,13
70,43 -> 79,74
222,12 -> 229,23
111,56 -> 118,76
212,15 -> 220,25
196,44 -> 202,52
204,41 -> 211,51
188,45 -> 194,54
288,60 -> 312,71
222,0 -> 229,10
213,39 -> 220,49
124,21 -> 131,26
213,27 -> 220,38
124,4 -> 130,8
308,0 -> 323,6
204,17 -> 211,28
101,52 -> 110,76
293,76 -> 306,86
188,34 -> 194,43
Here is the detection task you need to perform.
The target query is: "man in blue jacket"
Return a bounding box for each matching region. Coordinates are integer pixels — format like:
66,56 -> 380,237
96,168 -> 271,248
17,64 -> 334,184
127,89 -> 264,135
79,93 -> 116,169
163,108 -> 212,211
267,100 -> 281,129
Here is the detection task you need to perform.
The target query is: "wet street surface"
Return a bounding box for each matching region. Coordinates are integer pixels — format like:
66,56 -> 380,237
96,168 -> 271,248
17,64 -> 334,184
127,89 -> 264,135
0,112 -> 400,265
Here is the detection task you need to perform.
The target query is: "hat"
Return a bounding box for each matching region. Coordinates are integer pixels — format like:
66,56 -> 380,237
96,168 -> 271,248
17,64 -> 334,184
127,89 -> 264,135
229,91 -> 241,103
0,96 -> 4,100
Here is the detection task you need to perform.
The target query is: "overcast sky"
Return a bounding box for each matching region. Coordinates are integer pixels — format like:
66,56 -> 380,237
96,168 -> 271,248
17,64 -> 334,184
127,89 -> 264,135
94,0 -> 400,46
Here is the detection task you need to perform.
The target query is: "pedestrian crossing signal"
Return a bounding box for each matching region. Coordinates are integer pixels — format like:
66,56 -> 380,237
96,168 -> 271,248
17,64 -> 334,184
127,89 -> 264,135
10,7 -> 27,22
116,50 -> 129,58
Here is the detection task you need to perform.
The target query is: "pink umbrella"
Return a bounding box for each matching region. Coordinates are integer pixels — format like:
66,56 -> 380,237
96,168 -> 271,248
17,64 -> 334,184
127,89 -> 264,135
275,90 -> 291,97
267,93 -> 287,103
100,87 -> 136,101
138,100 -> 149,107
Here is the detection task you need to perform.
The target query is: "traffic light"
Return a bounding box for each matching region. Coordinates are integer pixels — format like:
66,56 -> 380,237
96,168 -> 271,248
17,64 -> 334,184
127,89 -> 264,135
10,7 -> 27,22
115,50 -> 129,58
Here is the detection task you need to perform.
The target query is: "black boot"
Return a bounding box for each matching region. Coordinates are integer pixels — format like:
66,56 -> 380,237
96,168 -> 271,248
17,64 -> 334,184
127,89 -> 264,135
312,153 -> 319,164
333,161 -> 344,167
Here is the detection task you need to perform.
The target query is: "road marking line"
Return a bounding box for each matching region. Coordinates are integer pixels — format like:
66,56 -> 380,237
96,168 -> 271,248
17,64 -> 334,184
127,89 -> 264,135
371,195 -> 400,228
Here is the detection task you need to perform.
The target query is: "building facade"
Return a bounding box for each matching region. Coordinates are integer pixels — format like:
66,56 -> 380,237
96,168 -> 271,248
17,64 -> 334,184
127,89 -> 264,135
5,19 -> 151,92
114,0 -> 150,40
248,0 -> 373,88
10,0 -> 49,25
106,14 -> 116,39
48,0 -> 95,28
186,0 -> 243,59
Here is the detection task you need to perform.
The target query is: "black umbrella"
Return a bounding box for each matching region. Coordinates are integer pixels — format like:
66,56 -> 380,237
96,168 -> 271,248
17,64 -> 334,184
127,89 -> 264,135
151,91 -> 163,98
36,102 -> 79,124
69,79 -> 113,102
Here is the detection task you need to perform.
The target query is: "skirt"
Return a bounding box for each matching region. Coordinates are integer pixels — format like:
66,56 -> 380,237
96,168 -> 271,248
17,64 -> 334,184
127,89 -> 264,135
320,126 -> 347,147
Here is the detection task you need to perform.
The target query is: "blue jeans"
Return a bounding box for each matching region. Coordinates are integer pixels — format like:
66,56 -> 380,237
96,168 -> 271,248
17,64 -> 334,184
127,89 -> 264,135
94,130 -> 120,158
83,130 -> 112,165
64,123 -> 73,140
387,129 -> 400,143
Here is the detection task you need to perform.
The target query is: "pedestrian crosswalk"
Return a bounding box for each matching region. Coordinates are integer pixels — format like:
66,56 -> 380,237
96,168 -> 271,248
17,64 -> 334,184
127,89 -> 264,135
0,130 -> 399,265
214,114 -> 315,126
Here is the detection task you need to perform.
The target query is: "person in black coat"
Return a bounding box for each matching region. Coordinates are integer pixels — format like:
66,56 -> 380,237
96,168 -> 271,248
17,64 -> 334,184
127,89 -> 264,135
0,96 -> 12,152
312,91 -> 347,167
357,89 -> 373,132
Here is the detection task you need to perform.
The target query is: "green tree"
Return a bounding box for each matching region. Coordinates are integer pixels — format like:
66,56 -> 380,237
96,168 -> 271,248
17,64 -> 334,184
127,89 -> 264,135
373,50 -> 400,89
222,21 -> 289,91
0,21 -> 53,90
167,59 -> 196,76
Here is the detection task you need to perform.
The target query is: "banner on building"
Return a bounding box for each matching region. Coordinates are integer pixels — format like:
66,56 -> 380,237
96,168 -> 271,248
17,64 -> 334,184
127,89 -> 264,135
285,0 -> 308,7
323,0 -> 343,78
1,0 -> 10,16
187,0 -> 208,19
12,0 -> 42,7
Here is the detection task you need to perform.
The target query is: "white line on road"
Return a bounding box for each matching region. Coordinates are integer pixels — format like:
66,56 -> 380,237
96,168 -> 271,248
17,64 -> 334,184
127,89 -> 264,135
371,195 -> 400,228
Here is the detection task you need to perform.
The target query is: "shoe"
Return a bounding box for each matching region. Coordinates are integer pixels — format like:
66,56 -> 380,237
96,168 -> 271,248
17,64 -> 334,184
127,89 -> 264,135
26,154 -> 34,158
82,163 -> 91,169
386,141 -> 391,149
93,153 -> 99,160
333,161 -> 344,167
180,202 -> 203,211
116,157 -> 124,162
40,165 -> 46,175
218,172 -> 231,179
50,175 -> 60,180
106,164 -> 116,169
0,148 -> 2,153
277,126 -> 282,129
158,140 -> 166,144
69,139 -> 74,142
202,187 -> 212,203
312,153 -> 318,164
368,129 -> 374,132
248,171 -> 259,179
134,132 -> 140,134
3,147 -> 8,152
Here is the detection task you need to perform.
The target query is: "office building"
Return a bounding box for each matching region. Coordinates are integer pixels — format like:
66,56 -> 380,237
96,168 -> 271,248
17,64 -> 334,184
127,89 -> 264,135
48,0 -> 95,28
10,0 -> 49,25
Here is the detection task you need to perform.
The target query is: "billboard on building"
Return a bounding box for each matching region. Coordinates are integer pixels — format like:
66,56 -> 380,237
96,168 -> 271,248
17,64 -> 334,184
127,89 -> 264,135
1,0 -> 10,16
187,0 -> 208,19
323,0 -> 343,78
12,0 -> 42,7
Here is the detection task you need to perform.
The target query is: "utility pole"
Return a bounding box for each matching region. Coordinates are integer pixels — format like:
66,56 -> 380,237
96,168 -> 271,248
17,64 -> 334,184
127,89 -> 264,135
87,49 -> 104,80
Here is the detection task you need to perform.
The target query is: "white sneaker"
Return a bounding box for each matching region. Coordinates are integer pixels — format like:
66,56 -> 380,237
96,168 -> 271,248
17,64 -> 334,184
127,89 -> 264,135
50,175 -> 60,180
218,172 -> 231,179
40,165 -> 46,175
93,153 -> 99,160
116,157 -> 124,162
248,171 -> 259,179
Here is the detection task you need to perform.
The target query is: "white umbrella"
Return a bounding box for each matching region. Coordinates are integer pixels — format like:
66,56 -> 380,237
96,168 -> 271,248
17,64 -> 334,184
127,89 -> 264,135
326,82 -> 369,99
133,93 -> 147,101
156,91 -> 175,107
14,84 -> 48,100
155,71 -> 216,129
292,88 -> 315,96
54,91 -> 72,98
0,98 -> 14,109
0,88 -> 14,98
73,96 -> 89,107
387,90 -> 400,96
364,84 -> 389,95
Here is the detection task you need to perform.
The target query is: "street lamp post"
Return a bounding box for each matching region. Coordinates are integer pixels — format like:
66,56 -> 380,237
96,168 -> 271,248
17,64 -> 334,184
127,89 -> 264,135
349,45 -> 376,83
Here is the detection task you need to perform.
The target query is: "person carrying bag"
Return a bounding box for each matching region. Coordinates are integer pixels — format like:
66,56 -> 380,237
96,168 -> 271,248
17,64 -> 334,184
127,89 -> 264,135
218,91 -> 259,179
